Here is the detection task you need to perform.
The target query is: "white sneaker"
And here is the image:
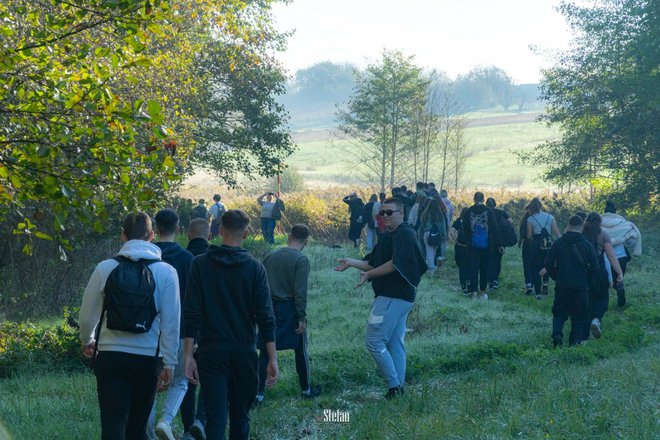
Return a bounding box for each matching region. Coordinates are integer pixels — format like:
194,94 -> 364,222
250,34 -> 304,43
155,421 -> 175,440
590,318 -> 602,339
478,292 -> 488,301
189,419 -> 207,440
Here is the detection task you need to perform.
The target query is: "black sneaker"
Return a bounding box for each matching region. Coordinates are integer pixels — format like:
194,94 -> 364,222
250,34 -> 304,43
541,284 -> 548,295
492,280 -> 500,290
252,395 -> 265,409
524,287 -> 533,296
384,385 -> 404,400
302,384 -> 322,399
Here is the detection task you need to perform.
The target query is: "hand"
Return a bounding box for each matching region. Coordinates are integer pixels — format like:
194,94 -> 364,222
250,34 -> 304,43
334,258 -> 351,272
266,360 -> 279,388
81,339 -> 96,358
185,356 -> 199,385
499,246 -> 505,254
158,368 -> 173,392
616,273 -> 623,284
356,271 -> 369,288
539,268 -> 547,277
295,320 -> 307,335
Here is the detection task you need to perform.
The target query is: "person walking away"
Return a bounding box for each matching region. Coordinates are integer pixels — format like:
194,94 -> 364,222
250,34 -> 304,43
184,210 -> 279,440
177,199 -> 192,237
255,224 -> 321,406
147,210 -> 194,440
335,198 -> 426,399
375,192 -> 387,235
600,201 -> 642,306
461,192 -> 501,300
364,194 -> 379,251
407,195 -> 424,229
180,218 -> 210,440
191,199 -> 208,221
526,198 -> 562,299
207,194 -> 227,239
450,208 -> 470,294
417,198 -> 447,274
257,192 -> 285,244
540,215 -> 599,347
485,198 -> 515,290
343,192 -> 365,247
582,213 -> 624,339
79,212 -> 180,440
518,206 -> 534,296
438,189 -> 454,265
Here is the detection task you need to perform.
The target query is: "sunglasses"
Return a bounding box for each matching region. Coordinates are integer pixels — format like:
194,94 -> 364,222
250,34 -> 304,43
379,209 -> 401,217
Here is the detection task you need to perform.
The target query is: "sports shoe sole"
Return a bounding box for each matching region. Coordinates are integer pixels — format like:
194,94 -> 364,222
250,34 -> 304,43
590,322 -> 602,339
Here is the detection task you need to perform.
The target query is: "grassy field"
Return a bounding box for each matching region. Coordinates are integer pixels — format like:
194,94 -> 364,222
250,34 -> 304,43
285,113 -> 561,190
0,230 -> 658,439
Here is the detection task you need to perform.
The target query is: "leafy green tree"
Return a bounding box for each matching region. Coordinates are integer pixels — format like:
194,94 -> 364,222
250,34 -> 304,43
337,50 -> 428,192
534,0 -> 659,210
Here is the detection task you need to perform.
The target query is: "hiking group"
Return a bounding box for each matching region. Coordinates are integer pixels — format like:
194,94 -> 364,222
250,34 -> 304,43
79,188 -> 641,440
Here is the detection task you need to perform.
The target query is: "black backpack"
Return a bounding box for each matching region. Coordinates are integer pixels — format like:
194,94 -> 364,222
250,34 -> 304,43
427,222 -> 443,246
533,216 -> 553,251
191,205 -> 207,220
496,210 -> 518,247
101,256 -> 159,334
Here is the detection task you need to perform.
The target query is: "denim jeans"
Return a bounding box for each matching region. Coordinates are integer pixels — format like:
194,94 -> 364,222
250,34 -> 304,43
423,231 -> 438,270
147,340 -> 188,437
198,350 -> 258,440
260,218 -> 276,244
94,351 -> 159,440
365,296 -> 413,389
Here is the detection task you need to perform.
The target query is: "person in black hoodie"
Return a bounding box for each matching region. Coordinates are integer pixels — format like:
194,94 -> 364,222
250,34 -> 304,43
461,192 -> 501,300
343,192 -> 365,247
149,209 -> 194,440
179,218 -> 210,440
541,215 -> 598,347
184,210 -> 278,440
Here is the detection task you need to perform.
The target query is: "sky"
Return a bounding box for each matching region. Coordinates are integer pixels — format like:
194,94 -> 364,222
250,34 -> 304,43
271,0 -> 573,84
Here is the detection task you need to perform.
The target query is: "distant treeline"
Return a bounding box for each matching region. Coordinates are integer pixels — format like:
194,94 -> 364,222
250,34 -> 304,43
279,62 -> 541,129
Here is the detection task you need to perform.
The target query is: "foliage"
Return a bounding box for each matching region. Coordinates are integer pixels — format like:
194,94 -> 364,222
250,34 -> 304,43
454,65 -> 517,111
534,0 -> 660,212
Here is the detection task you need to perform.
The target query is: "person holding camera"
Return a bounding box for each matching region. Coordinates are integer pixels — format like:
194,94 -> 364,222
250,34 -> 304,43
257,192 -> 285,244
343,192 -> 365,248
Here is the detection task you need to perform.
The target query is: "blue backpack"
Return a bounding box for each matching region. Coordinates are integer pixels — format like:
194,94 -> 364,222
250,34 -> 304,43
470,211 -> 489,249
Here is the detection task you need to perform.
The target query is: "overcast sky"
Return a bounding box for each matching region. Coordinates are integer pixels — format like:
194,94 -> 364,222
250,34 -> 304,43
271,0 -> 573,84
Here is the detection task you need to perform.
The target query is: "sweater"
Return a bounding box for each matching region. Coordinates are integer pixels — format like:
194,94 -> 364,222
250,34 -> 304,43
184,244 -> 275,353
543,231 -> 598,290
78,240 -> 181,369
155,241 -> 193,338
186,237 -> 209,257
461,204 -> 501,249
262,247 -> 310,320
600,213 -> 642,256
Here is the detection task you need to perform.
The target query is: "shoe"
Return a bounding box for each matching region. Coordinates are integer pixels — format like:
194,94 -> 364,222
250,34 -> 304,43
384,385 -> 404,400
463,290 -> 472,297
541,283 -> 548,295
590,319 -> 602,339
252,395 -> 265,409
552,337 -> 562,348
302,384 -> 322,399
181,433 -> 195,440
536,294 -> 544,300
155,421 -> 175,440
524,286 -> 533,296
492,280 -> 499,289
617,286 -> 626,307
478,292 -> 488,301
189,419 -> 206,440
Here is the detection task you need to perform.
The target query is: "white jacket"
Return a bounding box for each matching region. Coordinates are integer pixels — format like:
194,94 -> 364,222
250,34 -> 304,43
79,240 -> 181,369
600,213 -> 642,257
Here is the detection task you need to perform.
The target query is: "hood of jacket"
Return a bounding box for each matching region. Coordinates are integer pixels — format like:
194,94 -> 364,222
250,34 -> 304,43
206,244 -> 253,268
563,231 -> 585,245
155,241 -> 189,261
116,239 -> 162,261
187,237 -> 209,256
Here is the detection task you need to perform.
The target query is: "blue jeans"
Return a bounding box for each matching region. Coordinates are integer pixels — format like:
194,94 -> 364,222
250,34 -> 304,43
147,340 -> 188,437
260,218 -> 276,244
365,296 -> 413,389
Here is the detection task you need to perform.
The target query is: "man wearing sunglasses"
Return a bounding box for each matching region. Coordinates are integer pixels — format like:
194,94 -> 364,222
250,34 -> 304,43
335,197 -> 427,400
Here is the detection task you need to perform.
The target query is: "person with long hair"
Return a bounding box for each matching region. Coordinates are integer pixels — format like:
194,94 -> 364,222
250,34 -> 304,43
519,205 -> 533,295
526,198 -> 561,298
582,213 -> 624,339
418,198 -> 447,273
435,196 -> 450,267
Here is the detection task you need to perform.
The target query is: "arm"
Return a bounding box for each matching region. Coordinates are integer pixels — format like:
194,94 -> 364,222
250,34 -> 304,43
79,265 -> 105,356
257,194 -> 266,206
603,242 -> 624,283
293,257 -> 310,333
264,341 -> 279,387
184,337 -> 198,384
361,260 -> 395,282
158,266 -> 181,371
551,219 -> 562,238
183,261 -> 203,341
334,258 -> 374,272
527,222 -> 533,240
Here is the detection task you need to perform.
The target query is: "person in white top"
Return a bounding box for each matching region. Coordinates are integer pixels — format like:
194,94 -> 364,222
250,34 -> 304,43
526,198 -> 562,298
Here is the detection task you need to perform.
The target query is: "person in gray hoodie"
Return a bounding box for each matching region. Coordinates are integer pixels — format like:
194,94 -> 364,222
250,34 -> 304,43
79,212 -> 181,440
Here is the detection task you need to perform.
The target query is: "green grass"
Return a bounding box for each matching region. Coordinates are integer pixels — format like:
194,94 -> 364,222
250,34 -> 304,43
287,116 -> 561,190
0,232 -> 658,439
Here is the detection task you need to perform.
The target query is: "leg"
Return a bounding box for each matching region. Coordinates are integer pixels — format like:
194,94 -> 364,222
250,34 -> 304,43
198,351 -> 230,440
159,341 -> 188,425
256,342 -> 269,396
95,352 -> 132,440
424,232 -> 436,270
531,241 -> 543,295
467,247 -> 480,294
125,356 -> 159,440
385,300 -> 413,386
478,249 -> 489,292
294,334 -> 311,392
568,291 -> 589,346
522,241 -> 533,289
227,352 -> 258,440
551,287 -> 569,345
180,382 -> 197,431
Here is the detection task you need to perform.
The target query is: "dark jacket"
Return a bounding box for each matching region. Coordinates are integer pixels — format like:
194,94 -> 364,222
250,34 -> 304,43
186,237 -> 209,257
184,244 -> 275,353
155,241 -> 193,337
543,231 -> 598,290
461,204 -> 501,249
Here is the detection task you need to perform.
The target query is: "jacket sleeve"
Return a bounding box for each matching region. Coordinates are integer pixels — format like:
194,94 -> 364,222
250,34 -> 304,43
544,241 -> 559,280
293,256 -> 310,321
158,265 -> 181,369
184,259 -> 203,340
79,264 -> 105,343
488,209 -> 502,247
253,263 -> 276,344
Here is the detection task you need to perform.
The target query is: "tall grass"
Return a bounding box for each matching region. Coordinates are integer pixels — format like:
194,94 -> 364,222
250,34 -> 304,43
0,230 -> 657,439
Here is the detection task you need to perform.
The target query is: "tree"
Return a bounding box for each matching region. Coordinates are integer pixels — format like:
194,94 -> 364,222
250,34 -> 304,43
337,50 -> 428,192
534,0 -> 659,210
454,66 -> 515,111
430,84 -> 467,191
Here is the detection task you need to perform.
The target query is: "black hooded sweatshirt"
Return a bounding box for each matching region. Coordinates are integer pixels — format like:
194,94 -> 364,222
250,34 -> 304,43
543,231 -> 598,291
186,237 -> 209,257
461,204 -> 502,249
184,244 -> 275,353
156,241 -> 194,337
